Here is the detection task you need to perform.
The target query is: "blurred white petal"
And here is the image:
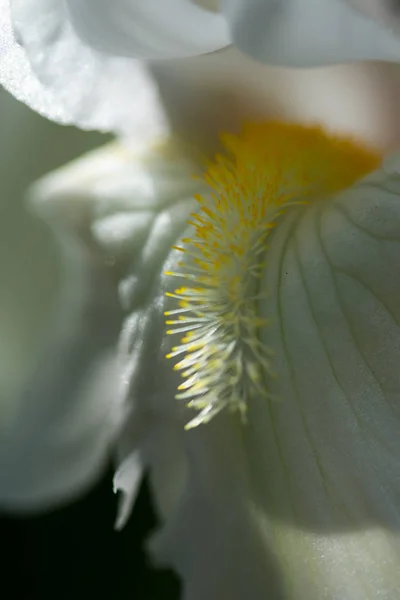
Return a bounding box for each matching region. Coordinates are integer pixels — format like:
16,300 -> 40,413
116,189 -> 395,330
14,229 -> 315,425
224,0 -> 400,66
0,212 -> 123,511
0,0 -> 168,136
3,0 -> 400,138
0,93 -> 123,512
66,0 -> 229,59
0,133 -> 195,513
18,138 -> 203,516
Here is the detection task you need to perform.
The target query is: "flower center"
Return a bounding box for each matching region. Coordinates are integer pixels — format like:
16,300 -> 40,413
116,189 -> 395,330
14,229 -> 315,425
165,121 -> 381,429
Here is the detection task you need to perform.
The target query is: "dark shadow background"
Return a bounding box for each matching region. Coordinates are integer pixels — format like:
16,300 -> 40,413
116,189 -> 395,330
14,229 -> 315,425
1,472 -> 181,599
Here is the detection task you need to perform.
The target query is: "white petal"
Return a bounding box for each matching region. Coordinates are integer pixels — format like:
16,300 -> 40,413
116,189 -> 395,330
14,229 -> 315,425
0,136 -> 198,513
0,0 -> 167,136
66,0 -> 230,59
0,93 -> 126,512
26,138 -> 203,522
223,0 -> 400,66
143,162 -> 400,598
0,229 -> 123,512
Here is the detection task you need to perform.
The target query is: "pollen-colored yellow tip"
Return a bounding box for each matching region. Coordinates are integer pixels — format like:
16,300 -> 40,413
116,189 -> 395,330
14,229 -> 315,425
218,121 -> 381,203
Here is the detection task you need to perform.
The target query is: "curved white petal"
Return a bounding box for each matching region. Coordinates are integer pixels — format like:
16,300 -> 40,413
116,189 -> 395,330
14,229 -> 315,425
223,0 -> 400,66
0,136 -> 197,513
123,159 -> 400,598
0,0 -> 167,136
21,137 -> 204,518
66,0 -> 230,59
0,92 -> 128,512
4,0 -> 400,139
0,215 -> 123,511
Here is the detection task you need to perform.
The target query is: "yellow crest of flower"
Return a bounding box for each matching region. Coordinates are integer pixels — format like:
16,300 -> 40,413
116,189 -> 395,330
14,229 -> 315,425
165,121 -> 381,429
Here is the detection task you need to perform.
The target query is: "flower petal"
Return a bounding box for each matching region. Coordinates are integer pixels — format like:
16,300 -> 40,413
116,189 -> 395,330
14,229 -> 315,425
147,160 -> 400,598
223,0 -> 400,66
66,0 -> 230,59
23,138 -> 204,521
0,136 -> 197,513
0,222 -> 123,511
0,0 -> 167,135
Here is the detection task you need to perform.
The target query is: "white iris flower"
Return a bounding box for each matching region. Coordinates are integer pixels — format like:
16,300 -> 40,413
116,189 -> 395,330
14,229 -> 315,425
2,2 -> 400,599
19,128 -> 400,600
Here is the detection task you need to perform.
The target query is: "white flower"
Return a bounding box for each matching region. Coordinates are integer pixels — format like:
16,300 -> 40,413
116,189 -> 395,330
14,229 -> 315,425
2,0 -> 400,133
2,0 -> 400,596
27,125 -> 400,599
2,0 -> 398,518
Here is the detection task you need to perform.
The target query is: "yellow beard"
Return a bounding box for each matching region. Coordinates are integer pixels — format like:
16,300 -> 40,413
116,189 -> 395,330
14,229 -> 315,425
165,121 -> 381,429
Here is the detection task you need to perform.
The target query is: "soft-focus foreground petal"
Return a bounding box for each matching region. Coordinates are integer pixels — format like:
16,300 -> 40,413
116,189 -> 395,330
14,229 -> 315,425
224,0 -> 400,66
4,0 -> 400,142
21,138 -> 205,519
0,177 -> 123,511
66,0 -> 229,59
0,0 -> 167,136
35,0 -> 400,67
